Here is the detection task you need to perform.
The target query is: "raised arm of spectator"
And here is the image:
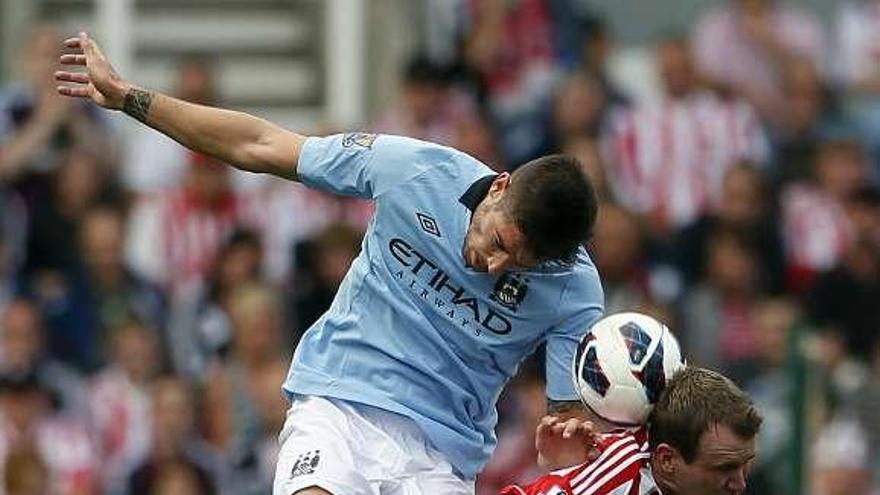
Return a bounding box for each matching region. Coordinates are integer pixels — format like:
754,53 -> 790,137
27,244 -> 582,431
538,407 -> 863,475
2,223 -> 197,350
0,88 -> 70,180
55,32 -> 304,181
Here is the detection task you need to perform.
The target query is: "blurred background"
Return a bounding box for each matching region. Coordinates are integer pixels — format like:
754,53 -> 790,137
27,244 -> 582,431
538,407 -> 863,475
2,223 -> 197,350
0,0 -> 877,494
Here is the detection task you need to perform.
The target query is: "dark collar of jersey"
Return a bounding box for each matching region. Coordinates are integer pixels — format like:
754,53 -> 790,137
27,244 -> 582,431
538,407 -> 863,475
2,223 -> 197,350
459,174 -> 497,212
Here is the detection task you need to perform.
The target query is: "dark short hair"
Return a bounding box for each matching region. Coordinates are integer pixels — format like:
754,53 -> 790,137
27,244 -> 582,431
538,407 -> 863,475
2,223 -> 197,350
648,367 -> 763,463
403,54 -> 447,85
504,155 -> 597,263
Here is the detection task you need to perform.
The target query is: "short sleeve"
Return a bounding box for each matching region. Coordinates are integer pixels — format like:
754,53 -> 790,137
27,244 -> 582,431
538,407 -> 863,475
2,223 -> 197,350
297,133 -> 434,199
545,268 -> 604,401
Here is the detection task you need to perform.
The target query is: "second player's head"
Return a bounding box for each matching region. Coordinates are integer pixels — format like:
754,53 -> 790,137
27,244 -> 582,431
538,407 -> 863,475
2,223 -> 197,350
464,155 -> 597,274
648,367 -> 762,495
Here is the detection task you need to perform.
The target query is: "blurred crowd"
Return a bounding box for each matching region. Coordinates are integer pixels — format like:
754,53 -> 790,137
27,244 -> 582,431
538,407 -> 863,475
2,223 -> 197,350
0,0 -> 878,494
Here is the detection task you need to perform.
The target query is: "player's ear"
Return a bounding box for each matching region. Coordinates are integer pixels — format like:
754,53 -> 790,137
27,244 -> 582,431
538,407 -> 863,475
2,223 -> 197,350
488,172 -> 511,198
653,443 -> 680,476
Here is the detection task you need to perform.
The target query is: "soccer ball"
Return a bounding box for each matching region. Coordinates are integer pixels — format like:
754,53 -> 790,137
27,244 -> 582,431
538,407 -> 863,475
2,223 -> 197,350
573,312 -> 685,426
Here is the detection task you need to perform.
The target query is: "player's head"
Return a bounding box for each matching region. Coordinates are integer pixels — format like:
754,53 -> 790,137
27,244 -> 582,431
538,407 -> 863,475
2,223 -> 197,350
463,155 -> 597,274
648,367 -> 762,495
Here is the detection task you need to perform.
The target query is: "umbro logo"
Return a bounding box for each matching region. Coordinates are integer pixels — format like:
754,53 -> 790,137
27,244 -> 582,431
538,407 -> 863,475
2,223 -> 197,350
290,450 -> 321,479
417,212 -> 441,238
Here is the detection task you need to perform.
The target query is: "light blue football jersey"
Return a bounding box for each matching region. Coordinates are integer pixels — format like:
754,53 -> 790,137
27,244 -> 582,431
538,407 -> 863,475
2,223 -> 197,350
283,133 -> 604,479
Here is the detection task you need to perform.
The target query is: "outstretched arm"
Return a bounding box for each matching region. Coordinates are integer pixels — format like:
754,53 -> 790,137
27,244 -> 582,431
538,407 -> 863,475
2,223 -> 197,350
55,32 -> 304,180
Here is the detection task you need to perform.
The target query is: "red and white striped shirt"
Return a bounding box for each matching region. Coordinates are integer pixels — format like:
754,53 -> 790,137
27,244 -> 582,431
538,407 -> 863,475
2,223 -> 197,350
781,184 -> 852,274
125,187 -> 268,297
601,93 -> 767,230
500,428 -> 658,495
89,368 -> 151,492
0,414 -> 99,495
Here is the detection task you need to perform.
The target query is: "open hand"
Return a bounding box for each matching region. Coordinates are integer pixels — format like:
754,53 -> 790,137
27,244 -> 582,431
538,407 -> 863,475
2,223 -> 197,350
55,32 -> 128,110
536,415 -> 600,471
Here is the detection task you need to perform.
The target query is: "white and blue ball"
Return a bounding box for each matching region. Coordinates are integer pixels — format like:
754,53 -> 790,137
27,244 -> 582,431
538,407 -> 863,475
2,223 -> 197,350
573,312 -> 685,426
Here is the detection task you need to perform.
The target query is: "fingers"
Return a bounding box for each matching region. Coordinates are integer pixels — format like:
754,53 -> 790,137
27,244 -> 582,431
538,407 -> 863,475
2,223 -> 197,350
537,415 -> 596,441
578,421 -> 596,439
59,54 -> 86,66
63,37 -> 82,48
78,31 -> 106,61
564,419 -> 581,439
57,86 -> 90,98
536,415 -> 558,437
549,418 -> 595,439
55,71 -> 89,84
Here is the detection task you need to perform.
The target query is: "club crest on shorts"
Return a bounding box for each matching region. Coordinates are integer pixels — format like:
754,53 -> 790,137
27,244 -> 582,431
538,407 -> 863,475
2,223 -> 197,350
491,272 -> 529,312
341,132 -> 378,149
290,450 -> 321,479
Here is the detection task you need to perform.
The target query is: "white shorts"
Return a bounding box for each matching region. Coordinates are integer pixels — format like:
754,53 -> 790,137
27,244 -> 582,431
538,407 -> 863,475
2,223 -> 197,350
273,395 -> 475,495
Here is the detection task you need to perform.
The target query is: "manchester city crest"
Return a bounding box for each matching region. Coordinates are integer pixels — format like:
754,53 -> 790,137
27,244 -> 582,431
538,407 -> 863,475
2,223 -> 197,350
491,272 -> 529,312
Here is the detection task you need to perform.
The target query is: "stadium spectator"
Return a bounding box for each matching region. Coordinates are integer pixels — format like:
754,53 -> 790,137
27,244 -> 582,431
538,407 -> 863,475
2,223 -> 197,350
744,298 -> 800,494
549,71 -> 607,149
0,371 -> 98,495
0,300 -> 85,418
461,0 -> 560,166
245,360 -> 289,493
20,147 -> 118,371
806,187 -> 880,362
680,229 -> 764,383
692,0 -> 825,120
49,206 -> 166,371
590,202 -> 652,314
171,229 -> 263,376
771,57 -> 851,186
811,416 -> 875,495
781,139 -> 869,291
203,283 -> 287,495
24,147 -> 115,276
372,54 -> 478,148
128,377 -> 216,495
676,162 -> 785,294
88,321 -> 160,495
601,35 -> 768,234
0,25 -> 112,185
125,153 -> 261,298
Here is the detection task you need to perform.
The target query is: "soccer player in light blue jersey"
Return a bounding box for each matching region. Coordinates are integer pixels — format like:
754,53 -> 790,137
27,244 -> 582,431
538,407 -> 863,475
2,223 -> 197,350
57,33 -> 605,495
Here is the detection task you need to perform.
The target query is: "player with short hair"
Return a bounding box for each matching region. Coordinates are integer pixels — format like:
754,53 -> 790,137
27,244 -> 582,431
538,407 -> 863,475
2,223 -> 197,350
56,33 -> 605,495
505,366 -> 762,495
